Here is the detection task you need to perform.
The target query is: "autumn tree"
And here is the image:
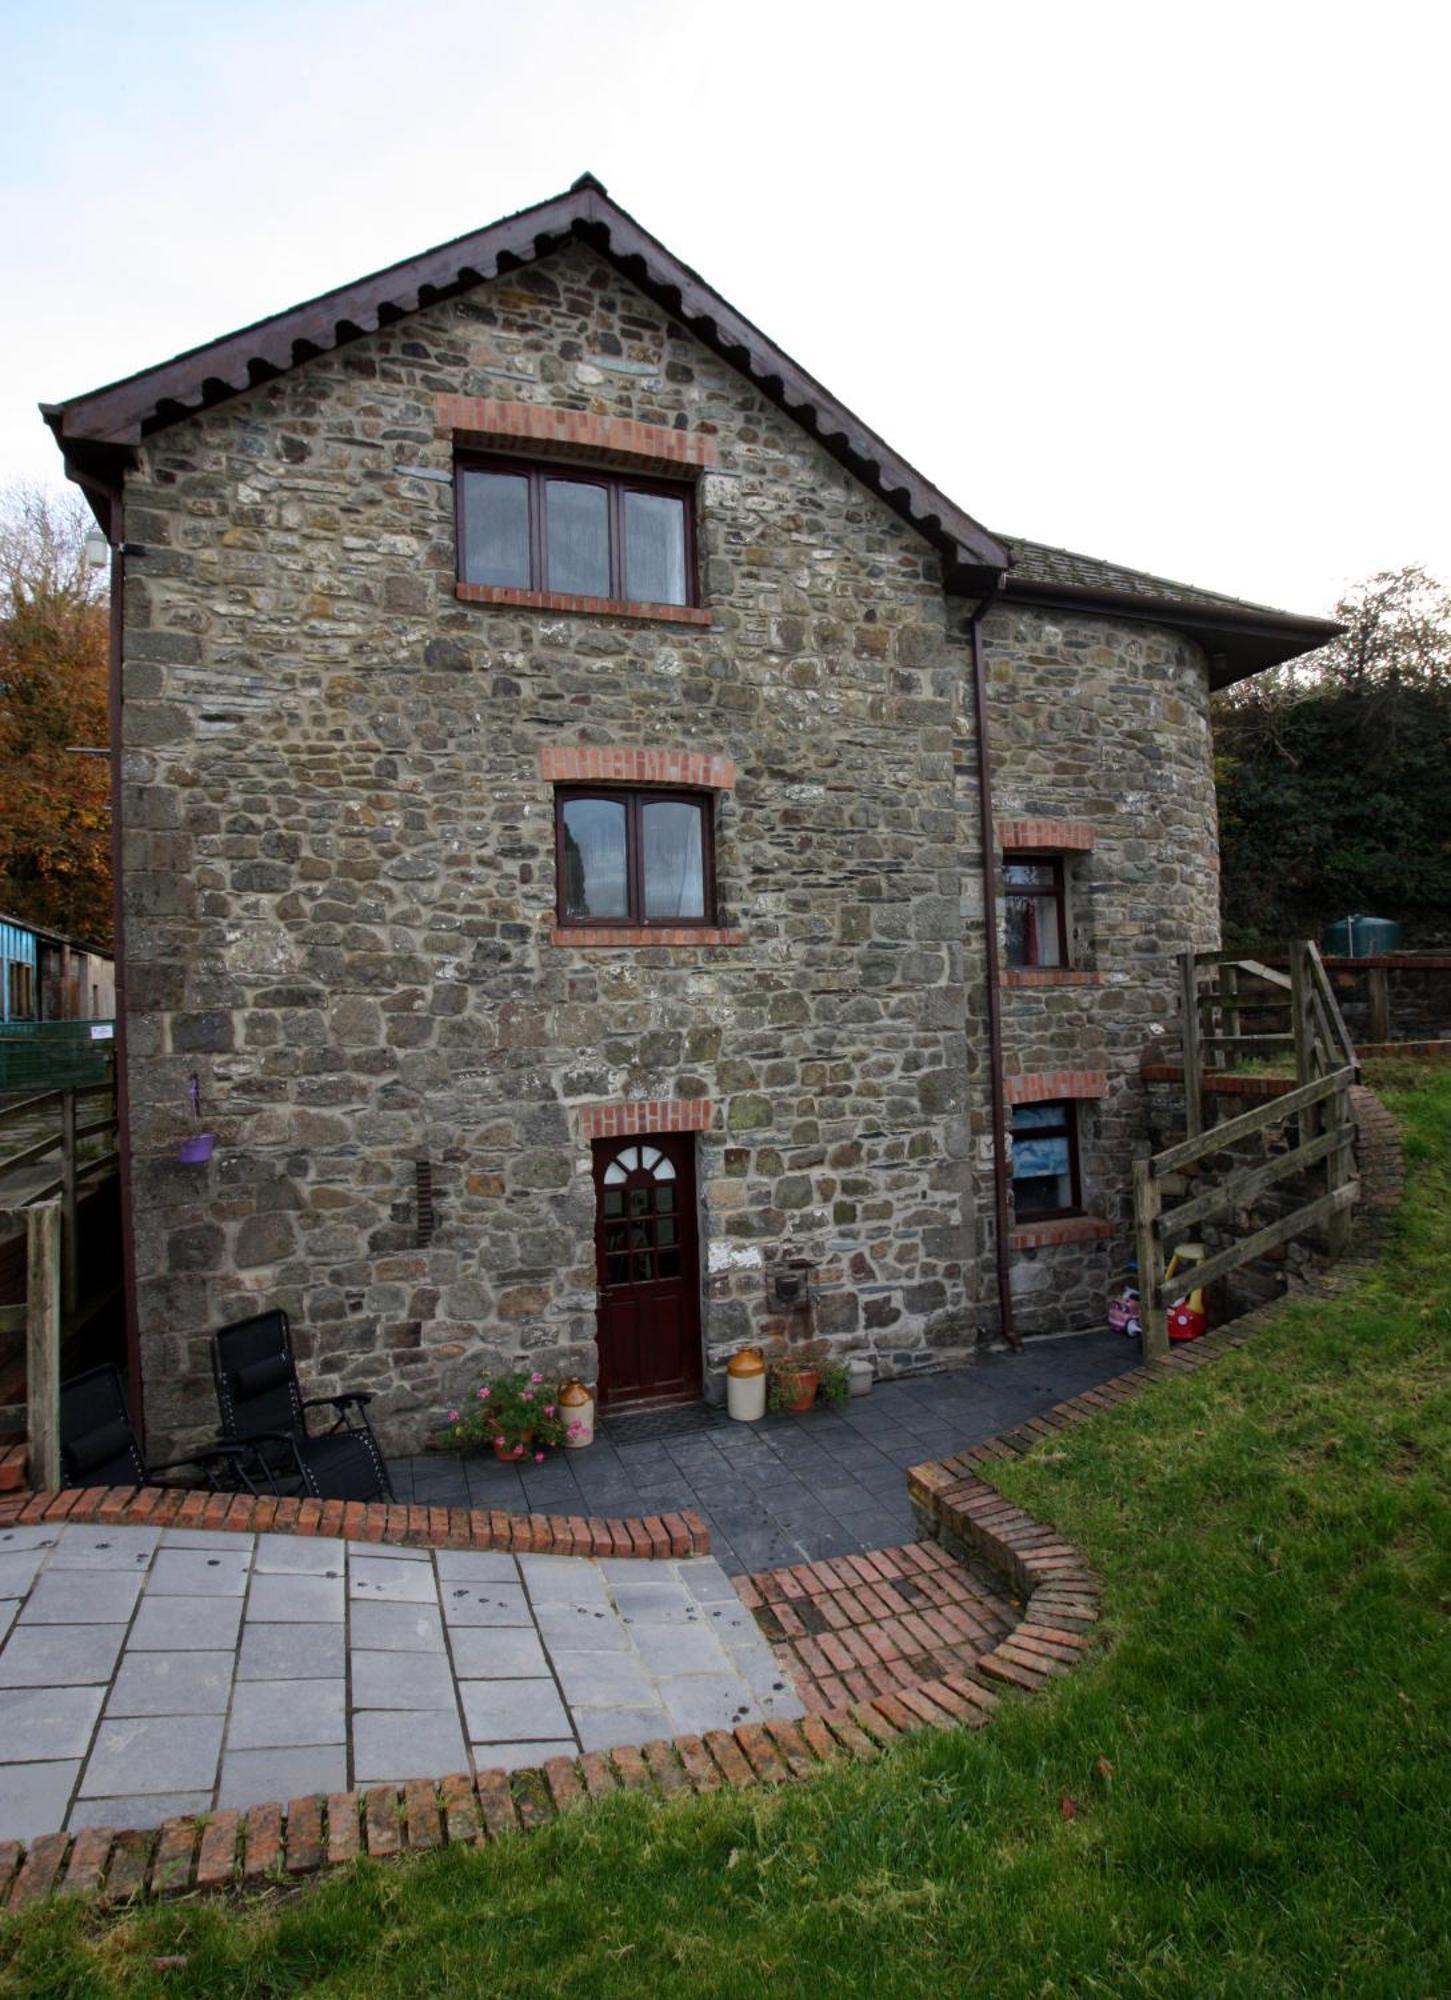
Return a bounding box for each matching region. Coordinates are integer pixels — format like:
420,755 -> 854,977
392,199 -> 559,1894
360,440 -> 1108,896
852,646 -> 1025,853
0,484 -> 112,945
1215,566 -> 1451,948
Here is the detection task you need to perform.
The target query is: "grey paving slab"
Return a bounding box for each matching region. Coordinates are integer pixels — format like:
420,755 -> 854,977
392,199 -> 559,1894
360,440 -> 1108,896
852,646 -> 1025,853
246,1572 -> 344,1624
107,1652 -> 234,1717
0,1549 -> 49,1598
548,1650 -> 658,1709
347,1540 -> 428,1562
0,1684 -> 105,1760
349,1556 -> 439,1603
628,1622 -> 732,1678
458,1678 -> 572,1744
68,1791 -> 213,1834
254,1534 -> 345,1575
0,1601 -> 12,1644
47,1527 -> 161,1570
660,1673 -> 763,1736
0,1761 -> 82,1842
611,1580 -> 699,1626
129,1595 -> 243,1652
349,1601 -> 446,1653
158,1528 -> 253,1549
534,1602 -> 633,1652
352,1709 -> 469,1785
440,1580 -> 531,1627
574,1705 -> 672,1753
351,1648 -> 458,1710
448,1627 -> 552,1679
227,1678 -> 346,1749
0,1526 -> 60,1554
237,1621 -> 346,1681
148,1549 -> 252,1597
79,1715 -> 224,1798
218,1746 -> 347,1811
471,1739 -> 577,1773
0,1622 -> 124,1686
519,1555 -> 610,1604
20,1571 -> 143,1625
435,1549 -> 519,1583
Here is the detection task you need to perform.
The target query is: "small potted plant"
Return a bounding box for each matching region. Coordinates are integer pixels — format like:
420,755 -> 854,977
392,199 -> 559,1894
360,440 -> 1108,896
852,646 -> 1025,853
817,1360 -> 850,1408
440,1371 -> 574,1463
768,1356 -> 820,1415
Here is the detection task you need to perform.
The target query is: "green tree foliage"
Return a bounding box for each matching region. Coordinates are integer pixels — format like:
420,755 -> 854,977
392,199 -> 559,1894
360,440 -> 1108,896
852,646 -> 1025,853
0,485 -> 112,945
1214,567 -> 1451,948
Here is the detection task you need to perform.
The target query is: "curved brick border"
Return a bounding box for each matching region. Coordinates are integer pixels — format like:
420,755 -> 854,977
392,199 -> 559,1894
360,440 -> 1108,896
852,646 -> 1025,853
0,1484 -> 709,1562
0,1089 -> 1403,1910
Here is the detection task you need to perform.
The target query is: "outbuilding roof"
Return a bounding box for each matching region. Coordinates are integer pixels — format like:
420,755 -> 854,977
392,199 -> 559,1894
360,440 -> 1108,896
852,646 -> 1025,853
42,174 -> 1337,677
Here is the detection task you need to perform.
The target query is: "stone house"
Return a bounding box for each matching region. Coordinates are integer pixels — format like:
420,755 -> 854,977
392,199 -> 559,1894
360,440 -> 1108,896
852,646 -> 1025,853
43,176 -> 1337,1451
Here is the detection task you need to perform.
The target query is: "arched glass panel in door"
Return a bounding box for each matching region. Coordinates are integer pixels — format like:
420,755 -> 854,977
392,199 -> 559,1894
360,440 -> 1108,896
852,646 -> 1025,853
600,1143 -> 680,1285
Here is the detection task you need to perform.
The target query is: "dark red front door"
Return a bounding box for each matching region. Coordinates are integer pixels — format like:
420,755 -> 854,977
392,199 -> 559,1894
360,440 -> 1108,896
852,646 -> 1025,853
592,1134 -> 702,1408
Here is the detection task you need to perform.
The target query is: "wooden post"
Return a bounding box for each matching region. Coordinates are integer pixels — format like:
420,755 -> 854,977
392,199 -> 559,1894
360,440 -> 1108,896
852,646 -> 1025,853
1326,1071 -> 1354,1258
1133,1157 -> 1168,1360
1221,961 -> 1240,1066
61,1087 -> 78,1317
1179,951 -> 1203,1140
1291,943 -> 1321,1150
26,1200 -> 62,1492
1367,966 -> 1390,1045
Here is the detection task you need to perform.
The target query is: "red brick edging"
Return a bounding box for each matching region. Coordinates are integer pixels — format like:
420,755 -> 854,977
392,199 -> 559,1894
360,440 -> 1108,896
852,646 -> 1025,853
0,1090 -> 1403,1911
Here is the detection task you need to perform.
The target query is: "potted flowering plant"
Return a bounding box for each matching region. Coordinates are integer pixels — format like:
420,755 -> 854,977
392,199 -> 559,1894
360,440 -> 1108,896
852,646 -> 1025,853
441,1371 -> 575,1463
767,1357 -> 820,1415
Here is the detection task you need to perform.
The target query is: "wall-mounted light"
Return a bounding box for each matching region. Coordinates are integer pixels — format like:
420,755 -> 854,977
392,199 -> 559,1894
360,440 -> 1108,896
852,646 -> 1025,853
83,528 -> 110,570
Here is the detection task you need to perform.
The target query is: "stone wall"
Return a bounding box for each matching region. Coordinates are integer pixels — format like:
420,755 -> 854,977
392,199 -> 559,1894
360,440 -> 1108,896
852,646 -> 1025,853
981,604 -> 1220,1333
118,243 -> 991,1452
115,243 -> 1223,1450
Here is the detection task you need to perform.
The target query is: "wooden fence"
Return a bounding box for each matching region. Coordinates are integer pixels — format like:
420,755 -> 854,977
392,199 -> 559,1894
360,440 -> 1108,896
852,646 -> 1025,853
1133,940 -> 1359,1359
0,1080 -> 119,1315
0,1202 -> 61,1487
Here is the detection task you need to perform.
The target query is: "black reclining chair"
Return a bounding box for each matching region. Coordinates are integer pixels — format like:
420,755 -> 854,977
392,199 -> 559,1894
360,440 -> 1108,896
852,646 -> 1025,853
210,1309 -> 394,1503
60,1364 -> 265,1493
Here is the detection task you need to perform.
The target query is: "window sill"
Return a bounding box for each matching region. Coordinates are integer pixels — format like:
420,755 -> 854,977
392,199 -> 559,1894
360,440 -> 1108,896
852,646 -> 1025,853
549,925 -> 745,949
1009,1216 -> 1117,1250
457,583 -> 711,626
1001,969 -> 1102,989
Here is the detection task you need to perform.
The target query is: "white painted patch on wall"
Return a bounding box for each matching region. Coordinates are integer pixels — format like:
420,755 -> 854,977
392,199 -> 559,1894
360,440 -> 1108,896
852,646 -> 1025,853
708,1240 -> 763,1273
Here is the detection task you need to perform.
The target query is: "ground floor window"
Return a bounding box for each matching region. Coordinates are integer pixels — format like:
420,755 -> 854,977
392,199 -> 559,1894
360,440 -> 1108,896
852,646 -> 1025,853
1011,1100 -> 1081,1218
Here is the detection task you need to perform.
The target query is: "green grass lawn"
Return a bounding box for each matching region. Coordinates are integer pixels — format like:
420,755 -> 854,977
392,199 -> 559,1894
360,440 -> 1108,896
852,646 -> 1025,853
4,1068 -> 1449,1999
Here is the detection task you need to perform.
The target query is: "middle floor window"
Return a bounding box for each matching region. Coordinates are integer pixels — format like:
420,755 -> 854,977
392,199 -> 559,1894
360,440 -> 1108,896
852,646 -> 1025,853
1011,1100 -> 1081,1219
555,788 -> 715,927
457,456 -> 696,606
1004,856 -> 1068,968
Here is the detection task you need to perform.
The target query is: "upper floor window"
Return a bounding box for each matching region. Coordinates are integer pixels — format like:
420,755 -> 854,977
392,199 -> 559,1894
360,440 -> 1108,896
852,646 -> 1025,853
555,788 -> 715,927
457,456 -> 696,607
1010,1100 -> 1080,1219
1004,856 -> 1067,968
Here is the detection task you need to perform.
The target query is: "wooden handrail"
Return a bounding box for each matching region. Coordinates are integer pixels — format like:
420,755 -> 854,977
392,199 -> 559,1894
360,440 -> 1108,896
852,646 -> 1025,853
1152,1065 -> 1350,1175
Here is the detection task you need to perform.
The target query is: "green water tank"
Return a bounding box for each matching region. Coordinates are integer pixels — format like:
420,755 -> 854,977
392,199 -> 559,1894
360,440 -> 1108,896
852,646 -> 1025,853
1323,916 -> 1403,957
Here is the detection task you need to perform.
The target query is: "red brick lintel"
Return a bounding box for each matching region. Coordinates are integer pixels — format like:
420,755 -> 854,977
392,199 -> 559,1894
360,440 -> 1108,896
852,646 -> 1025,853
457,582 -> 711,626
550,926 -> 744,950
1005,1069 -> 1108,1105
1001,969 -> 1102,989
579,1099 -> 714,1140
436,395 -> 718,473
997,818 -> 1096,853
1009,1216 -> 1117,1250
540,745 -> 736,790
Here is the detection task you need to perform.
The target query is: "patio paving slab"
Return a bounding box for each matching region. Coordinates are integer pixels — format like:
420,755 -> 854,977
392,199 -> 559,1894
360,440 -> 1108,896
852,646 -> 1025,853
0,1524 -> 803,1842
390,1334 -> 1136,1571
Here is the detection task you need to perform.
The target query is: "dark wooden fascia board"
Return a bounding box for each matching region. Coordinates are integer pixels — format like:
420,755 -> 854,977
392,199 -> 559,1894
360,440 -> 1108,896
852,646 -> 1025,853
43,179 -> 1009,579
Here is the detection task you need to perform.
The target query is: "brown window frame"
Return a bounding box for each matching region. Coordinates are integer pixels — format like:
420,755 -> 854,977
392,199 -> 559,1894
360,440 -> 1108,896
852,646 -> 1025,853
455,453 -> 700,607
1010,1098 -> 1082,1222
1004,853 -> 1069,969
553,786 -> 717,930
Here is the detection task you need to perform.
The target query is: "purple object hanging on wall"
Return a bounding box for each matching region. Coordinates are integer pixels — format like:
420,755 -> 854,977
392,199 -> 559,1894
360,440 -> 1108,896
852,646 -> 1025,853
178,1073 -> 215,1164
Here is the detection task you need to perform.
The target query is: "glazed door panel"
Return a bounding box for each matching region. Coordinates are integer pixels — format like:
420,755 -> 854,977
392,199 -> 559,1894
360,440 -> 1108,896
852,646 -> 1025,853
592,1134 -> 702,1407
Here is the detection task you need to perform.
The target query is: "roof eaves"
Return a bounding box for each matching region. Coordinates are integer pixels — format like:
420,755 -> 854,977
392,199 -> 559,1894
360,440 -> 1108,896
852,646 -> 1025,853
43,176 -> 1008,583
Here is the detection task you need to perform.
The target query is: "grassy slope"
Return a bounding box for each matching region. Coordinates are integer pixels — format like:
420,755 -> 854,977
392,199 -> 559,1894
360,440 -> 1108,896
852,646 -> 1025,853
3,1072 -> 1449,2000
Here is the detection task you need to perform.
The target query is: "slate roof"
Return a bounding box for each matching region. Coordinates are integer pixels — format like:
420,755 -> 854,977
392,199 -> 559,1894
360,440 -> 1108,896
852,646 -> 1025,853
41,174 -> 1337,678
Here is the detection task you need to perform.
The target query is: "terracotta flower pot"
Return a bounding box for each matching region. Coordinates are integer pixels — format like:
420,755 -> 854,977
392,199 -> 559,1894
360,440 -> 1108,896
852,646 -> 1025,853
776,1367 -> 818,1415
494,1436 -> 531,1462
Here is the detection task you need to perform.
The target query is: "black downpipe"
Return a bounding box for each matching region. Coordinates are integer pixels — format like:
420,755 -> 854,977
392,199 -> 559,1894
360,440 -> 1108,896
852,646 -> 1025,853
968,596 -> 1020,1351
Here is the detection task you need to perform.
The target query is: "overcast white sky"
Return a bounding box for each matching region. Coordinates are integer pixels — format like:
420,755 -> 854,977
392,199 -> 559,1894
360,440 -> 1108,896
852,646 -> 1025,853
3,0 -> 1446,616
